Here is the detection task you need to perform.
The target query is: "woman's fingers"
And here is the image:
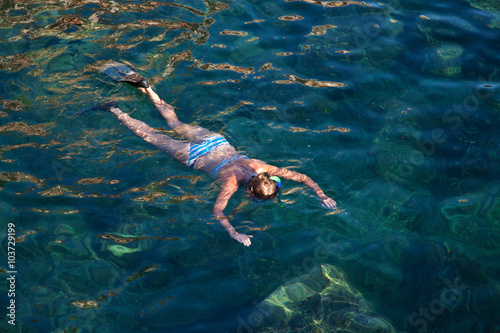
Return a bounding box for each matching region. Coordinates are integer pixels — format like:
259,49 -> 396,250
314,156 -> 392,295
322,198 -> 337,210
234,233 -> 253,246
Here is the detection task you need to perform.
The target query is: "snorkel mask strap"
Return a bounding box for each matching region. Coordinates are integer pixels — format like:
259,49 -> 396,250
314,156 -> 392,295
244,175 -> 255,191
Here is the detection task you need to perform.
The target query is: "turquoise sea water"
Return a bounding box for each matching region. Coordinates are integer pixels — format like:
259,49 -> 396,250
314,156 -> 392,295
1,0 -> 500,332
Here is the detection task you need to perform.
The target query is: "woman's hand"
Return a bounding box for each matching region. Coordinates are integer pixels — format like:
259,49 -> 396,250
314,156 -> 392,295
232,232 -> 253,246
320,196 -> 337,210
315,189 -> 337,210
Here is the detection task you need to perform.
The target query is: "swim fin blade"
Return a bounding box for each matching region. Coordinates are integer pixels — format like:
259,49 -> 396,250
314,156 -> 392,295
77,101 -> 119,115
99,61 -> 149,88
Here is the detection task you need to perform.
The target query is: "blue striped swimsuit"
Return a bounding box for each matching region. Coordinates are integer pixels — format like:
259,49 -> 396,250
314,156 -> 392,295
188,135 -> 229,169
187,134 -> 248,179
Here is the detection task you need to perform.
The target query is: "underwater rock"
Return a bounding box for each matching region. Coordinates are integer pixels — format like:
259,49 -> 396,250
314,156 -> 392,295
466,0 -> 500,28
357,70 -> 406,94
440,182 -> 500,252
326,308 -> 397,332
45,45 -> 92,73
351,180 -> 433,232
374,99 -> 441,189
416,13 -> 476,43
466,0 -> 500,11
154,234 -> 212,267
422,44 -> 464,77
255,264 -> 396,332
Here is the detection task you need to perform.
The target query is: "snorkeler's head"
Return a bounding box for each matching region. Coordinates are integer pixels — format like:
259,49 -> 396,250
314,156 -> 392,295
246,173 -> 281,201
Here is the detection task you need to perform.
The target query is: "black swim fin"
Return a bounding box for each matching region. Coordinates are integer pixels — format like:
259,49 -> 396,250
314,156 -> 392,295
99,61 -> 149,88
77,101 -> 119,115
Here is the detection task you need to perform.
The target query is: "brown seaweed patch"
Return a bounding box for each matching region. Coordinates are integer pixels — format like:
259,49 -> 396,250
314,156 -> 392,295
245,224 -> 271,232
98,234 -> 179,244
321,125 -> 350,133
133,192 -> 168,202
197,62 -> 254,74
259,63 -> 280,71
149,20 -> 201,32
0,171 -> 45,187
77,177 -> 105,185
98,234 -> 139,244
123,186 -> 147,194
16,230 -> 37,243
283,124 -> 350,133
100,1 -> 218,17
220,29 -> 248,36
169,193 -> 206,203
70,300 -> 99,309
203,0 -> 230,14
288,127 -> 309,132
307,24 -> 337,36
0,99 -> 26,112
127,264 -> 160,283
198,80 -> 226,85
197,79 -> 240,85
0,121 -> 55,136
168,50 -> 195,64
245,19 -> 265,24
159,50 -> 196,78
39,185 -> 79,197
259,106 -> 277,110
274,74 -> 346,88
326,208 -> 345,215
96,18 -> 206,51
48,14 -> 84,30
219,101 -> 254,116
28,208 -> 80,215
279,15 -> 305,21
284,0 -> 371,7
76,177 -> 120,185
140,296 -> 176,317
0,53 -> 36,72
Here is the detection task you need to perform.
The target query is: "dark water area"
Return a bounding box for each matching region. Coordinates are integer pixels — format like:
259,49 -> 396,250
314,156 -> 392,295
1,0 -> 500,332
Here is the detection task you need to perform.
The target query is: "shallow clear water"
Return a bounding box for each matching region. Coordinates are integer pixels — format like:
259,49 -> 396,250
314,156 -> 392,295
1,0 -> 500,332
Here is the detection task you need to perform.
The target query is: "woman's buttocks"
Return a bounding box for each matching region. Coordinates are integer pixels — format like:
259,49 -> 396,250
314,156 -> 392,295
195,144 -> 239,174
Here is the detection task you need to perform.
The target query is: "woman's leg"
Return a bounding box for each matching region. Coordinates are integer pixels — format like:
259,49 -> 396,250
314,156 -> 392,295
109,105 -> 190,166
140,87 -> 214,142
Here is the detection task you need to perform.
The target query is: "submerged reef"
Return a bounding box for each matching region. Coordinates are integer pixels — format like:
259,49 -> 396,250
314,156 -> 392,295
255,264 -> 396,332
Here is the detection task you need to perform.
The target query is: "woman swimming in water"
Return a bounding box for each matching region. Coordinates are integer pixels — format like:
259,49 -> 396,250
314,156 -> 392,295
96,62 -> 337,246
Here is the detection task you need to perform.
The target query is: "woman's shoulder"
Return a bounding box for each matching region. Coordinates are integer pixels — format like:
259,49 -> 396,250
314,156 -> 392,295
242,159 -> 277,173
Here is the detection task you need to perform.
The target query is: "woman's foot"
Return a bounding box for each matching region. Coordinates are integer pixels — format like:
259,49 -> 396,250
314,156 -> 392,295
137,87 -> 148,94
122,72 -> 149,89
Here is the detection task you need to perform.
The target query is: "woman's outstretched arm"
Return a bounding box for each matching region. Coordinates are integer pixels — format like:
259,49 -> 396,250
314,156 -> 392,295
213,176 -> 253,246
269,168 -> 337,209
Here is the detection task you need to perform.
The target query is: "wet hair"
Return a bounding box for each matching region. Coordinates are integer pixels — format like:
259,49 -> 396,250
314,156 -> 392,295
246,172 -> 279,200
